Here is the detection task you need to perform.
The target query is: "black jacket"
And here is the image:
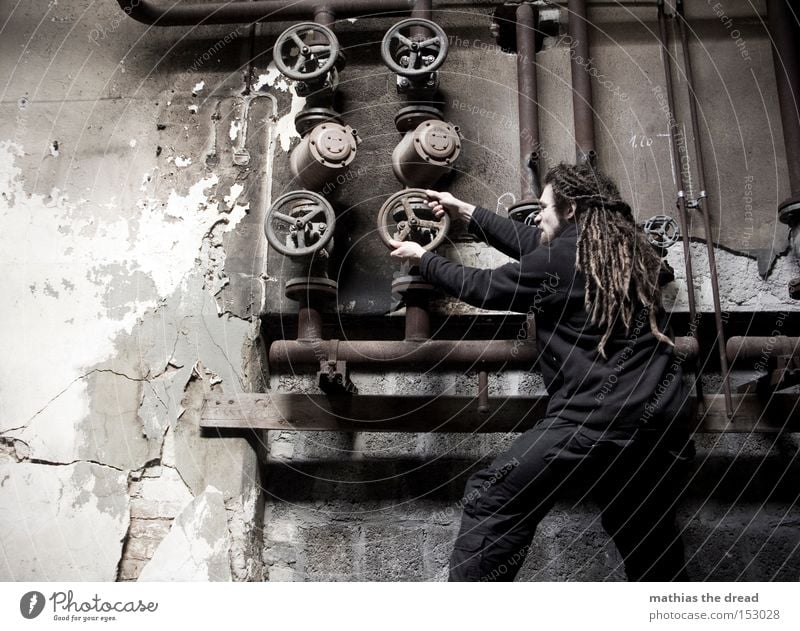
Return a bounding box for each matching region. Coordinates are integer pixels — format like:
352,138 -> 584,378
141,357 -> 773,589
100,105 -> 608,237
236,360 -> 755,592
419,205 -> 690,437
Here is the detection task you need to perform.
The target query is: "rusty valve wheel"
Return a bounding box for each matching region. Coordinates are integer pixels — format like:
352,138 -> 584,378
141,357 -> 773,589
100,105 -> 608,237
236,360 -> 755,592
377,188 -> 451,251
643,214 -> 680,249
273,22 -> 339,81
381,18 -> 449,78
264,190 -> 336,258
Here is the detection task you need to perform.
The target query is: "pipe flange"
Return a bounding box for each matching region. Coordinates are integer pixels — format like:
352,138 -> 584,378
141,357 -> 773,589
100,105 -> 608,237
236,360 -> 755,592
285,277 -> 338,301
394,105 -> 444,133
643,214 -> 681,248
294,107 -> 343,137
508,201 -> 541,224
392,275 -> 435,294
414,120 -> 460,163
265,190 -> 336,258
381,18 -> 449,78
274,22 -> 339,81
378,188 -> 451,251
778,196 -> 800,225
309,123 -> 359,167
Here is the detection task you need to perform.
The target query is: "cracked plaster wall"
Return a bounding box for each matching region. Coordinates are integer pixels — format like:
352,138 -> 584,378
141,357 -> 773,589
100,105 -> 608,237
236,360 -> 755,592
0,0 -> 269,581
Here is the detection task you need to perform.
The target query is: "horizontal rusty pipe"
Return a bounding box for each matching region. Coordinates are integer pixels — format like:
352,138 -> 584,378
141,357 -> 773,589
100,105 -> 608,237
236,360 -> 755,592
116,0 -> 414,25
726,336 -> 800,363
567,0 -> 596,166
270,336 -> 699,368
516,2 -> 541,201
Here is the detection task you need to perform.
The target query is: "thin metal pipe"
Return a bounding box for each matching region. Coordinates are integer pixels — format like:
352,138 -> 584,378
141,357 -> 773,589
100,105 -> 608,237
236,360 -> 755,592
516,2 -> 541,201
115,0 -> 414,25
675,0 -> 733,415
567,0 -> 596,166
656,0 -> 703,403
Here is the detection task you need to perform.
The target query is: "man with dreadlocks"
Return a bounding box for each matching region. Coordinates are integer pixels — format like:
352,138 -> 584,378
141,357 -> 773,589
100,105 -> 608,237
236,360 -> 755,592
389,162 -> 694,581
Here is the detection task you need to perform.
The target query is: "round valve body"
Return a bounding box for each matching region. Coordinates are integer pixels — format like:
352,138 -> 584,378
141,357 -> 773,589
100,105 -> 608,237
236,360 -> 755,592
392,119 -> 460,187
291,122 -> 360,191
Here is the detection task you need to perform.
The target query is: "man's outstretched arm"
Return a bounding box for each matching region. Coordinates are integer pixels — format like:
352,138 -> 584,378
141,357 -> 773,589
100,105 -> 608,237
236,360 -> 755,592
426,190 -> 542,260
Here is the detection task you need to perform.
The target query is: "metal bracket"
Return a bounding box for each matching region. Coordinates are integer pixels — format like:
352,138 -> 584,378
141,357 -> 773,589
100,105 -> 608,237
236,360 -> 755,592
316,339 -> 358,395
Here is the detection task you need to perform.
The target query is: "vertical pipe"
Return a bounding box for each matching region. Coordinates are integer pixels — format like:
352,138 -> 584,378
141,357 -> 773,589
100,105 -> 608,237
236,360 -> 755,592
516,2 -> 541,201
298,303 -> 323,340
766,0 -> 800,298
766,0 -> 800,205
411,0 -> 432,39
567,0 -> 596,166
675,0 -> 733,415
656,0 -> 703,403
314,5 -> 335,29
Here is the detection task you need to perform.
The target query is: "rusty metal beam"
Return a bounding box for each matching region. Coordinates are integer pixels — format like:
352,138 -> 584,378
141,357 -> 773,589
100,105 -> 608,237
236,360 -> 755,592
201,392 -> 800,433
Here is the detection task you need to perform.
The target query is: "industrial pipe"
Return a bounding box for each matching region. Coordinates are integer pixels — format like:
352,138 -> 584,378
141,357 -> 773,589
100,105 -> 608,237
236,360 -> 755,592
656,0 -> 702,401
726,336 -> 800,363
766,0 -> 800,299
516,2 -> 541,201
115,0 -> 414,25
567,0 -> 596,166
766,0 -> 800,220
675,0 -> 733,414
270,336 -> 699,368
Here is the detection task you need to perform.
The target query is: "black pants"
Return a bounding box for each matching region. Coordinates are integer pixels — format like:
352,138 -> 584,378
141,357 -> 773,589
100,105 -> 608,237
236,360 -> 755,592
448,418 -> 692,581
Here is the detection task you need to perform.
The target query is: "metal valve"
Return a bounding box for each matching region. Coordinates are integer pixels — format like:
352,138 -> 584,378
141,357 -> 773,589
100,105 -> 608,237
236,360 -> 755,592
392,119 -> 461,188
264,190 -> 336,258
643,214 -> 680,249
290,121 -> 361,191
273,22 -> 340,82
377,188 -> 451,251
381,18 -> 449,79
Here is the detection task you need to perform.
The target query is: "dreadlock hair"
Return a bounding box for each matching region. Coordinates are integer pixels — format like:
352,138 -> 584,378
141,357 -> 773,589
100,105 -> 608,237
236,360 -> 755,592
543,162 -> 673,358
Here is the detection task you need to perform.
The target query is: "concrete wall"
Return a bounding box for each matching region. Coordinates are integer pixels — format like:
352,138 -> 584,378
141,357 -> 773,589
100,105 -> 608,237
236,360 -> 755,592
1,0 -> 798,582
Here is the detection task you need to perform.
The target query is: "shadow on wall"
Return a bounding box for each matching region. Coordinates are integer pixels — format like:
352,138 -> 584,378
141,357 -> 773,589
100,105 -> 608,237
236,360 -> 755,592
259,440 -> 800,581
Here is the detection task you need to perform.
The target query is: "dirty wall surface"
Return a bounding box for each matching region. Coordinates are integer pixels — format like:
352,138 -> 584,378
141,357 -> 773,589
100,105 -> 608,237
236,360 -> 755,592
1,0 -> 799,583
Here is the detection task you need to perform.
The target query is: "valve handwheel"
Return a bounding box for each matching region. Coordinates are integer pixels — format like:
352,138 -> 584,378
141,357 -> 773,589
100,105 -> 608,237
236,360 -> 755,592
274,22 -> 339,81
381,18 -> 449,78
643,214 -> 680,249
378,188 -> 451,251
265,190 -> 336,257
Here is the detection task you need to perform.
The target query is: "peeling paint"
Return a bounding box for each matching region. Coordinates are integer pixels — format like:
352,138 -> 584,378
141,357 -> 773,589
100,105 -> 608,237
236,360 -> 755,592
0,142 -> 247,464
228,120 -> 240,142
